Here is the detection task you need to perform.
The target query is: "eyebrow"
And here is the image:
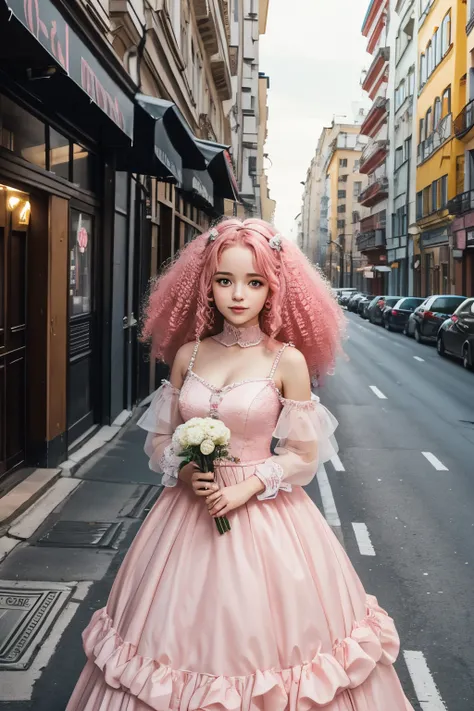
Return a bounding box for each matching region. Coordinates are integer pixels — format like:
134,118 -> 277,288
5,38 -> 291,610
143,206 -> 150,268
215,271 -> 265,278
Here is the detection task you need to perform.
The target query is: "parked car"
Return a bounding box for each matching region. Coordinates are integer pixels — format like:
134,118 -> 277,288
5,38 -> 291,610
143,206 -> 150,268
404,300 -> 429,337
382,297 -> 426,332
365,296 -> 383,322
336,288 -> 357,306
437,298 -> 474,369
348,292 -> 371,313
370,296 -> 401,325
408,294 -> 467,344
357,295 -> 373,318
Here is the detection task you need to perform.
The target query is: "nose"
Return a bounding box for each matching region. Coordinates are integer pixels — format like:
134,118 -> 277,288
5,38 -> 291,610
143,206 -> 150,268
232,284 -> 244,301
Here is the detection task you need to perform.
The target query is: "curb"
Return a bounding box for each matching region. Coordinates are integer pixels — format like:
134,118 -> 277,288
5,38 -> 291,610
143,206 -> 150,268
0,408 -> 136,564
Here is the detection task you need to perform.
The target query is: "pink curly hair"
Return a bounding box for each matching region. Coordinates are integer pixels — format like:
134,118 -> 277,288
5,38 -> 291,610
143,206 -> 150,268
141,218 -> 345,380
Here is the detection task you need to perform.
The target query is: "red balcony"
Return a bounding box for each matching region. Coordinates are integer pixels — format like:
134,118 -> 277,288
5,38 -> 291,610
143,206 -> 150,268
360,210 -> 386,232
362,0 -> 388,38
362,47 -> 390,100
358,176 -> 388,207
360,96 -> 388,138
359,139 -> 388,174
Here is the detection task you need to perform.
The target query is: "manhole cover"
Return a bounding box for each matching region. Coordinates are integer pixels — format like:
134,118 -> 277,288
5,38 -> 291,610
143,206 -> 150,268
0,580 -> 72,670
37,521 -> 123,548
126,485 -> 161,520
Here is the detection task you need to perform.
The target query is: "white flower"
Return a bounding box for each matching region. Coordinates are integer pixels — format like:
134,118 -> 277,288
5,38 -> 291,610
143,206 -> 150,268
200,439 -> 215,455
184,426 -> 206,447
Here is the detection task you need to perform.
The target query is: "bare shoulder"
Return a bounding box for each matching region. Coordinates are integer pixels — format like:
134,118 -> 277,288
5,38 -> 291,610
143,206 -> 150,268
170,341 -> 197,388
279,345 -> 312,401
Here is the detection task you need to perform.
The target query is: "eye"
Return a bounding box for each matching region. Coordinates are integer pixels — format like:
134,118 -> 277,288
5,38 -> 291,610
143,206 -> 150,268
250,280 -> 264,288
216,278 -> 231,286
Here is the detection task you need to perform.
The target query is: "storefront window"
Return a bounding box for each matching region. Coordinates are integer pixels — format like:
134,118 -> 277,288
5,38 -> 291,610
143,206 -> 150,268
69,210 -> 93,316
72,144 -> 96,192
0,93 -> 46,168
50,127 -> 70,180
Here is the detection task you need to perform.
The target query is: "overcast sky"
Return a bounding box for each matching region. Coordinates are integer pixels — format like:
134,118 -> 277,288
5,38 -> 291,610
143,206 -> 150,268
260,0 -> 371,238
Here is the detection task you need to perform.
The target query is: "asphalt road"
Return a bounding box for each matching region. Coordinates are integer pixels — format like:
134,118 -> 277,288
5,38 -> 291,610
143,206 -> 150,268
321,310 -> 474,711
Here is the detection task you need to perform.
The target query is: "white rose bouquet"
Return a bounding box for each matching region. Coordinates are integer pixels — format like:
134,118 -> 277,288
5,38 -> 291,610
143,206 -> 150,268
173,417 -> 232,534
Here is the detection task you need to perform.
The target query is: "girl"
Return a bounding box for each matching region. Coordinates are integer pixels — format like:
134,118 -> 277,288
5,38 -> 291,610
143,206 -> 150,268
67,219 -> 412,711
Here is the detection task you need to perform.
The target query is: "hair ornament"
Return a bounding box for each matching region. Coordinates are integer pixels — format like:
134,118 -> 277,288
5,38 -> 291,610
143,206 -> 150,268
269,234 -> 283,252
208,228 -> 219,243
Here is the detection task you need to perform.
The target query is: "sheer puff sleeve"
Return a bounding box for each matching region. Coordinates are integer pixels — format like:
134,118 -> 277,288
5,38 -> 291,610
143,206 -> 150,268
255,393 -> 338,500
137,380 -> 184,487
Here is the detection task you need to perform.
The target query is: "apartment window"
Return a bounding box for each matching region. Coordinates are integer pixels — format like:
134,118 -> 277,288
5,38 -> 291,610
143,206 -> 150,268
339,174 -> 348,182
353,181 -> 362,197
352,211 -> 360,223
441,86 -> 451,116
441,11 -> 451,55
431,179 -> 438,211
435,27 -> 442,65
433,97 -> 441,128
416,190 -> 423,219
440,175 -> 448,206
338,190 -> 346,198
395,146 -> 404,169
168,0 -> 181,46
423,186 -> 431,215
425,107 -> 432,138
419,118 -> 425,142
408,67 -> 415,95
404,136 -> 412,161
248,156 -> 257,175
395,79 -> 406,111
337,204 -> 346,213
456,155 -> 465,195
427,41 -> 434,75
337,219 -> 345,229
339,158 -> 348,167
420,53 -> 427,88
354,159 -> 360,171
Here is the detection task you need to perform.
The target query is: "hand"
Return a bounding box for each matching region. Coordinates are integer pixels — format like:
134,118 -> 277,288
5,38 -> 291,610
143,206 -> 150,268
179,462 -> 219,497
206,479 -> 259,518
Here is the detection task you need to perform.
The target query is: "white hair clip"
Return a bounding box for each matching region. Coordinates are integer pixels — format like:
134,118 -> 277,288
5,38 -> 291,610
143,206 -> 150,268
269,234 -> 283,251
208,228 -> 219,243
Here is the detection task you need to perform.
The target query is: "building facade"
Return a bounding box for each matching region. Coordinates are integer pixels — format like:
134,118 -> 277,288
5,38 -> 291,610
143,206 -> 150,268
0,0 -> 266,482
386,0 -> 417,295
415,0 -> 466,297
359,0 -> 391,295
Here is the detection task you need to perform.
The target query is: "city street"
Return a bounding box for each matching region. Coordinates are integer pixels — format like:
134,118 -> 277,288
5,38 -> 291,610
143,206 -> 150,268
0,311 -> 473,710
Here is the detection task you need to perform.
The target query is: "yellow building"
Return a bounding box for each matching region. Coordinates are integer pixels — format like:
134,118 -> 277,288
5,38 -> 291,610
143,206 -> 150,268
415,0 -> 466,296
326,127 -> 368,286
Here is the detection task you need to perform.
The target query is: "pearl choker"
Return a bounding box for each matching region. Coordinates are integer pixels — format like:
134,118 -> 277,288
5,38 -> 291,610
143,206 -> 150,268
212,322 -> 264,348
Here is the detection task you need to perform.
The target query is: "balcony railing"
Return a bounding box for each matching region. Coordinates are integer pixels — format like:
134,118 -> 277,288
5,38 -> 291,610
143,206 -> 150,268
417,113 -> 452,165
454,100 -> 474,139
447,190 -> 474,216
358,176 -> 388,206
359,139 -> 389,173
356,228 -> 386,252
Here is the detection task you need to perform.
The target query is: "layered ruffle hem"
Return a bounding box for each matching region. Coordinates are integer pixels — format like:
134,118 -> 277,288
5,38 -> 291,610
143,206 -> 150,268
82,595 -> 399,711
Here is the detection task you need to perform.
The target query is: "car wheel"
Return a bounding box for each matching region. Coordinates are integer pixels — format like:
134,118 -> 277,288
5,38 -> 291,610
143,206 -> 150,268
437,335 -> 445,357
463,345 -> 472,370
385,321 -> 392,331
403,324 -> 408,336
415,327 -> 424,344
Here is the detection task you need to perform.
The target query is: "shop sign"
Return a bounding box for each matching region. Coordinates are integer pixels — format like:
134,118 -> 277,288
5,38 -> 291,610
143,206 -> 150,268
421,226 -> 449,247
8,0 -> 134,138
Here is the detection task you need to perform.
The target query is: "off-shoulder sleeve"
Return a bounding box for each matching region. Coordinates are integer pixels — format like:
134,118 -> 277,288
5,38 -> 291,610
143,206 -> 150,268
137,380 -> 184,486
255,393 -> 338,499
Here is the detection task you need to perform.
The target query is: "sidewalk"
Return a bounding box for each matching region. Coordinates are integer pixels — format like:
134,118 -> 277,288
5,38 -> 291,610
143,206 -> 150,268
0,412 -> 157,711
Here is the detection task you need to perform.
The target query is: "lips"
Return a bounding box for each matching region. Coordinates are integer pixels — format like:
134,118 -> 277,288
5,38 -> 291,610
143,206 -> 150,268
230,307 -> 247,313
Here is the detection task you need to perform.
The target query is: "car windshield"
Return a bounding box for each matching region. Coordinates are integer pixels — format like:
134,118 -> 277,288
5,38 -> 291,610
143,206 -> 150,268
431,296 -> 466,314
398,298 -> 424,309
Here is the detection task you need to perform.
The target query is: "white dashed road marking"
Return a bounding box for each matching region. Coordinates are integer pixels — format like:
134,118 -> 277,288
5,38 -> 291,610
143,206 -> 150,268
414,356 -> 425,362
369,385 -> 387,399
352,522 -> 376,556
403,650 -> 447,711
422,452 -> 449,472
317,464 -> 341,527
330,454 -> 345,472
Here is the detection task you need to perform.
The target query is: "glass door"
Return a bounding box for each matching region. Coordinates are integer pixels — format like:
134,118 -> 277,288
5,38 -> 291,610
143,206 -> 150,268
67,207 -> 97,445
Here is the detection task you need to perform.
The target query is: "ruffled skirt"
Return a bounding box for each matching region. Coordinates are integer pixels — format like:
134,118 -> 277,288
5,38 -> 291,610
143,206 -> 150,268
66,463 -> 413,710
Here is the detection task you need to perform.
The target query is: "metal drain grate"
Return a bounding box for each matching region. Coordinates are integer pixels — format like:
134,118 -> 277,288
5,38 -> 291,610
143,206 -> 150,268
36,520 -> 123,548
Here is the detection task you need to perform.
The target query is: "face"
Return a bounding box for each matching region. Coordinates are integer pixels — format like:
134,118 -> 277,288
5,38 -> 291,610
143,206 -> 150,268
212,245 -> 269,328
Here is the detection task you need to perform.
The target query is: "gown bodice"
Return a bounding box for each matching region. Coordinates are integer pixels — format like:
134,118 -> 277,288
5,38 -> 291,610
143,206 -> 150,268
179,371 -> 283,462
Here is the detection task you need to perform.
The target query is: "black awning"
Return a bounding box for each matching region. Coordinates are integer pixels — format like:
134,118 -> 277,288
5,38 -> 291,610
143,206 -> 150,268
116,102 -> 183,182
135,95 -> 206,171
182,168 -> 214,209
195,139 -> 240,202
0,0 -> 134,147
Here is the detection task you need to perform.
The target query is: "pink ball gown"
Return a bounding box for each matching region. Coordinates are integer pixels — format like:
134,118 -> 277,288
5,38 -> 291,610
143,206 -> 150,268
66,343 -> 413,711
